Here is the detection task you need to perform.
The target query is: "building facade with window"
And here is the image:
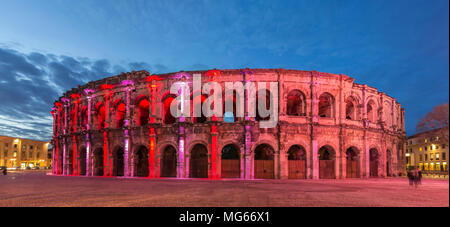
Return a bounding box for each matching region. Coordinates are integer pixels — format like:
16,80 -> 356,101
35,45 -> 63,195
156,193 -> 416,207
0,135 -> 51,169
51,69 -> 406,179
406,129 -> 449,172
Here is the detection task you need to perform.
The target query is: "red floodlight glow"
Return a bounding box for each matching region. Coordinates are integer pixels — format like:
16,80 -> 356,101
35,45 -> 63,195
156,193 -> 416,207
100,84 -> 113,90
145,75 -> 162,82
206,69 -> 221,77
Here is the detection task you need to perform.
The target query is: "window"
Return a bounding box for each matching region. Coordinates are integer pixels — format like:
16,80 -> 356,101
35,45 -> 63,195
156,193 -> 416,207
3,150 -> 7,157
436,153 -> 440,161
419,147 -> 423,151
29,145 -> 33,150
425,146 -> 427,151
419,154 -> 423,161
425,154 -> 428,161
443,144 -> 447,149
4,143 -> 8,147
425,139 -> 427,143
443,153 -> 447,160
318,93 -> 334,118
14,144 -> 17,148
430,153 -> 434,161
286,90 -> 306,116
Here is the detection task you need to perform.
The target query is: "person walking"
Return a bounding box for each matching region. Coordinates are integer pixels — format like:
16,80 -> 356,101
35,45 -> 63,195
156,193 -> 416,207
407,169 -> 414,186
413,169 -> 419,188
2,168 -> 6,176
417,169 -> 422,185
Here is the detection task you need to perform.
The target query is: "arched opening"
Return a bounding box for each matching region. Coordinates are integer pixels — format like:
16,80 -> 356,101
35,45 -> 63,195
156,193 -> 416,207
57,145 -> 63,174
370,148 -> 379,177
67,149 -> 73,175
137,97 -> 150,126
286,90 -> 306,116
79,146 -> 87,176
162,94 -> 177,124
96,103 -> 106,129
256,89 -> 272,121
93,148 -> 104,176
319,145 -> 335,179
221,144 -> 240,178
81,106 -> 88,131
346,147 -> 360,178
367,100 -> 377,122
191,93 -> 207,123
116,102 -> 126,128
160,145 -> 177,177
112,147 -> 124,176
190,144 -> 208,178
134,146 -> 149,177
70,107 -> 76,132
386,149 -> 392,176
287,145 -> 306,179
223,91 -> 240,123
254,144 -> 275,179
318,93 -> 334,118
345,97 -> 357,120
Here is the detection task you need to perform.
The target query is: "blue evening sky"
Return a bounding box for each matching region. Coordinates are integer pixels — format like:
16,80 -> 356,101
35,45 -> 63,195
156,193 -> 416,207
0,0 -> 448,140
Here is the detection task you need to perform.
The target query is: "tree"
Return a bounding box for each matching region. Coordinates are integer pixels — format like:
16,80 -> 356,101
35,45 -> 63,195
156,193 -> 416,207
416,103 -> 449,144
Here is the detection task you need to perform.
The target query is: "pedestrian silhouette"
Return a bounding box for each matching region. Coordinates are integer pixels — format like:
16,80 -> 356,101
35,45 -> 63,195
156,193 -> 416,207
407,168 -> 414,186
417,169 -> 422,185
2,168 -> 6,176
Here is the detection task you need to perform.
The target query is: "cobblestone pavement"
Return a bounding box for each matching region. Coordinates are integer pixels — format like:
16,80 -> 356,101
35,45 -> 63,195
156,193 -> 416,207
0,171 -> 448,207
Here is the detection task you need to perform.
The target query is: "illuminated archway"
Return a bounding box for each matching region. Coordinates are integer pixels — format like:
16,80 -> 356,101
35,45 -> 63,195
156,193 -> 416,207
370,148 -> 379,177
346,147 -> 360,178
190,144 -> 208,178
160,145 -> 177,177
134,146 -> 149,177
93,148 -> 104,176
112,147 -> 124,176
221,144 -> 240,178
318,93 -> 334,118
319,145 -> 335,179
137,97 -> 150,126
254,144 -> 275,179
286,90 -> 306,116
287,145 -> 306,179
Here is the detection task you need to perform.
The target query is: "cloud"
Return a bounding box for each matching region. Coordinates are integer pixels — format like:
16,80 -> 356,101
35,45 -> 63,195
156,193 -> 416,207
0,45 -> 165,141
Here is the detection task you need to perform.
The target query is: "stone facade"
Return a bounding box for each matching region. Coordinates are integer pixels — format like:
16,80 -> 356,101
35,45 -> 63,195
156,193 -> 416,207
0,135 -> 50,169
406,129 -> 449,172
50,69 -> 406,179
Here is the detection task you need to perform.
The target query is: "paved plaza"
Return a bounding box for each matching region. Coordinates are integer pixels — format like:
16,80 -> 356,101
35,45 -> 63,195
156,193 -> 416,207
0,171 -> 448,207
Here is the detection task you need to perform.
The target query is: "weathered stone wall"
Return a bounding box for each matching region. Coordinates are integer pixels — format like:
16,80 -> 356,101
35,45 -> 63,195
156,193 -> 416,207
50,69 -> 406,179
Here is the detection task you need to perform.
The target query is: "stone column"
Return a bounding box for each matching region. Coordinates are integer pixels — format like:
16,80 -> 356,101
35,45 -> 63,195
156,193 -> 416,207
124,85 -> 132,177
63,100 -> 69,175
310,72 -> 319,179
86,93 -> 92,176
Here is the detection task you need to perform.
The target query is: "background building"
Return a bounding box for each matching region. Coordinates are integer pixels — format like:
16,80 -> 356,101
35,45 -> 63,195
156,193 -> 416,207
0,135 -> 51,169
406,129 -> 449,172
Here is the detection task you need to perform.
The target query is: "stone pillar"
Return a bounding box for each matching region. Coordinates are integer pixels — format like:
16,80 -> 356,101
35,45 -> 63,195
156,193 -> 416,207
124,85 -> 132,177
340,132 -> 346,179
178,126 -> 186,178
279,145 -> 289,180
244,125 -> 252,179
63,101 -> 68,175
243,71 -> 253,180
86,93 -> 92,176
310,72 -> 319,179
102,97 -> 109,177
